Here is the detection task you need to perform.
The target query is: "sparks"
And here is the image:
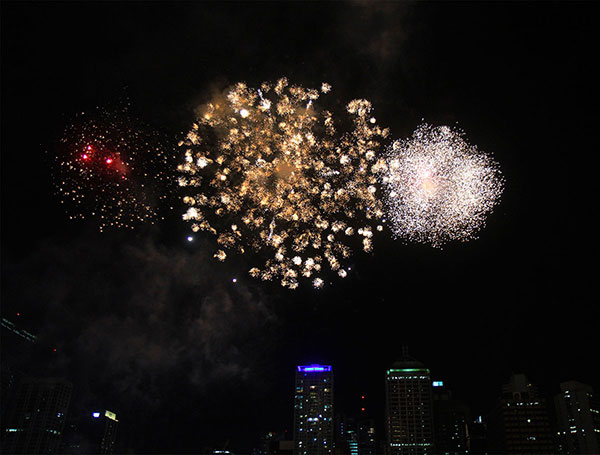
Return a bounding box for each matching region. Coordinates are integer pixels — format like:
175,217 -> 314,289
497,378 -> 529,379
379,124 -> 504,246
54,104 -> 176,231
179,78 -> 389,288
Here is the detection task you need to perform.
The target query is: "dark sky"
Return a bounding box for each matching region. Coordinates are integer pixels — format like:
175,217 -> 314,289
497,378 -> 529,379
1,1 -> 597,453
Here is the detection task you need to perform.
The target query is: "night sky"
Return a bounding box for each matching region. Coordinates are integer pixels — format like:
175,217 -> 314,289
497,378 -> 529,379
1,1 -> 597,453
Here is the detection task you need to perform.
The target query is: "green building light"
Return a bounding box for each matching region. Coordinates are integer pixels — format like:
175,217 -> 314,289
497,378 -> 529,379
387,368 -> 430,375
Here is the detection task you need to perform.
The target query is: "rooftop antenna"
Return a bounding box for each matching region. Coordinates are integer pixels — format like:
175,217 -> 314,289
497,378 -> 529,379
401,345 -> 409,359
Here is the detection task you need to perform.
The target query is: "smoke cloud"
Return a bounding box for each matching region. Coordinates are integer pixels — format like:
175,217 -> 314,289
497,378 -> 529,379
4,229 -> 279,451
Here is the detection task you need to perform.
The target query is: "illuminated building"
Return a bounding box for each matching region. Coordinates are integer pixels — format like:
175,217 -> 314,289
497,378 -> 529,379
384,354 -> 434,455
294,364 -> 334,455
431,380 -> 469,455
1,317 -> 37,344
62,409 -> 118,454
355,394 -> 377,455
357,419 -> 377,455
261,431 -> 293,455
486,374 -> 555,454
554,381 -> 600,454
96,410 -> 118,454
2,377 -> 72,454
466,416 -> 487,455
1,364 -> 25,434
335,414 -> 359,455
1,315 -> 36,440
347,428 -> 359,455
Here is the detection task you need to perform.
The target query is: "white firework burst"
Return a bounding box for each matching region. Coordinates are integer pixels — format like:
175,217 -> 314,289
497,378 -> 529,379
380,124 -> 504,246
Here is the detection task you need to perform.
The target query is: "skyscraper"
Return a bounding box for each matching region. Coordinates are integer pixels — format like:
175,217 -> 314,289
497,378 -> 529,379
486,373 -> 555,454
261,431 -> 293,455
1,315 -> 37,430
554,381 -> 600,454
294,364 -> 334,455
2,377 -> 72,454
385,354 -> 434,455
335,414 -> 358,455
466,416 -> 487,455
356,394 -> 377,455
94,410 -> 118,454
62,409 -> 118,454
357,419 -> 377,455
431,381 -> 469,455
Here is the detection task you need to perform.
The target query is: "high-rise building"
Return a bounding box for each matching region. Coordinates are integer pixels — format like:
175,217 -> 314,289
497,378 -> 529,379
385,354 -> 434,455
98,410 -> 118,454
1,364 -> 25,432
335,414 -> 359,455
1,317 -> 38,345
466,416 -> 487,455
554,381 -> 600,454
294,364 -> 334,455
62,409 -> 118,454
431,381 -> 469,455
357,419 -> 377,455
2,377 -> 72,454
261,431 -> 293,455
1,315 -> 37,430
486,373 -> 555,454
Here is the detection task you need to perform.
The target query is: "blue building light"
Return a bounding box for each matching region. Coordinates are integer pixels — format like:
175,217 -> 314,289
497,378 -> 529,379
432,381 -> 444,387
297,364 -> 332,372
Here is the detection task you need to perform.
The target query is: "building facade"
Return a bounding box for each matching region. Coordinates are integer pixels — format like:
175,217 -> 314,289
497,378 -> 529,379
432,381 -> 469,455
554,381 -> 600,454
1,315 -> 37,431
261,431 -> 293,455
294,365 -> 334,455
357,419 -> 377,455
2,377 -> 72,454
466,416 -> 487,455
486,373 -> 555,454
62,409 -> 119,454
385,357 -> 434,455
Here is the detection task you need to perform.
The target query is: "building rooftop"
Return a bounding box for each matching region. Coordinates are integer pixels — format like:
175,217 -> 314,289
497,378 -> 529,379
297,364 -> 332,372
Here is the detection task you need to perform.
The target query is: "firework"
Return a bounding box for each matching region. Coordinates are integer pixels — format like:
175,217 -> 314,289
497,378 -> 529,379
55,103 -> 175,231
380,124 -> 503,247
178,78 -> 389,288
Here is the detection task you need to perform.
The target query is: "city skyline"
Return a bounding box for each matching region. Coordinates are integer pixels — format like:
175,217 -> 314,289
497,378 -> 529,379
1,1 -> 597,453
3,348 -> 599,454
